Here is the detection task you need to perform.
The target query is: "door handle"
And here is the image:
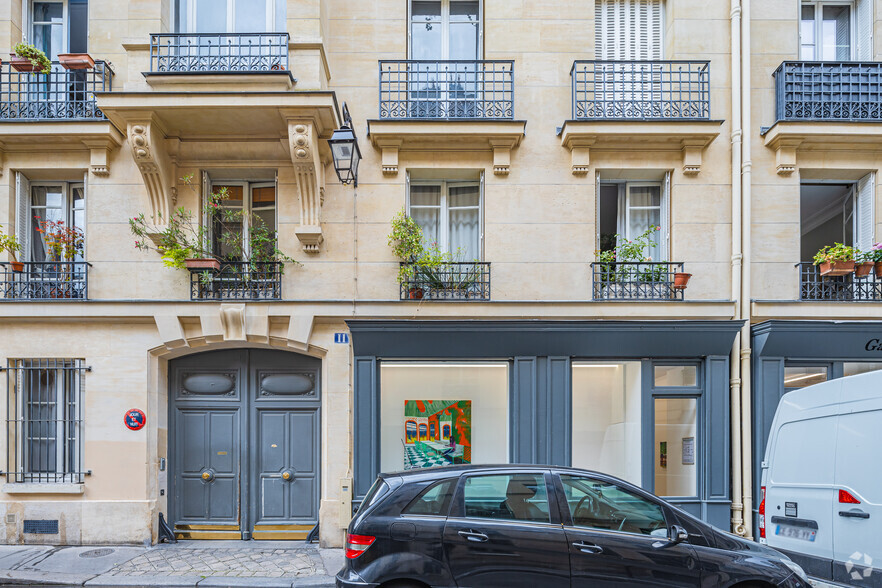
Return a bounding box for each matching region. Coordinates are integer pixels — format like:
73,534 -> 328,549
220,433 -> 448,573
458,529 -> 488,543
573,541 -> 604,554
839,510 -> 870,519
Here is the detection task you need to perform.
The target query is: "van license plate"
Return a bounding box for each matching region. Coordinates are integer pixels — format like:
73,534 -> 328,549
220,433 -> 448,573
775,525 -> 816,542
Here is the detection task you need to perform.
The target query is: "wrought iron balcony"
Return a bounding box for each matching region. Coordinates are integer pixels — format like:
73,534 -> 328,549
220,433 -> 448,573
0,62 -> 111,120
774,61 -> 882,122
798,262 -> 882,301
591,262 -> 686,301
189,261 -> 282,301
379,60 -> 514,120
571,60 -> 710,120
399,262 -> 491,301
0,262 -> 90,300
149,33 -> 290,73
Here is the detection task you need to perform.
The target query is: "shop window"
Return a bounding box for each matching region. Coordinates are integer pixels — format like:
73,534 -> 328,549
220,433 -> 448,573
571,362 -> 642,485
653,398 -> 698,498
16,176 -> 85,263
843,362 -> 882,377
559,475 -> 667,536
800,0 -> 871,61
408,177 -> 483,261
462,473 -> 549,523
379,363 -> 508,472
410,0 -> 481,60
597,175 -> 670,262
654,365 -> 697,387
402,478 -> 457,516
783,366 -> 828,389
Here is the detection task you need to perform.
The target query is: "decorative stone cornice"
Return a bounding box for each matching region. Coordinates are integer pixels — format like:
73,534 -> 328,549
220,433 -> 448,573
288,120 -> 325,253
759,121 -> 882,176
127,118 -> 175,223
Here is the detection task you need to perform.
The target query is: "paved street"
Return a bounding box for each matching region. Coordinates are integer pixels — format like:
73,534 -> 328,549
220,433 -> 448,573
0,541 -> 341,587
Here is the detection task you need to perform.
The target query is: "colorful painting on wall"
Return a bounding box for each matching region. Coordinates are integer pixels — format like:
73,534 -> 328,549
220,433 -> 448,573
403,400 -> 471,470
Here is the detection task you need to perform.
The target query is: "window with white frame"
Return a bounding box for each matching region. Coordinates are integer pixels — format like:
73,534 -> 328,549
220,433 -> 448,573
206,176 -> 277,261
28,0 -> 88,59
800,0 -> 873,60
410,0 -> 481,60
408,177 -> 483,260
177,0 -> 285,33
597,175 -> 670,262
15,174 -> 85,263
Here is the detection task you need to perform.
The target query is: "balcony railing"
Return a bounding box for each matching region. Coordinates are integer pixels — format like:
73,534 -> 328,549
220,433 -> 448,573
399,262 -> 491,301
379,60 -> 514,120
0,62 -> 111,120
591,262 -> 686,301
0,262 -> 90,300
149,33 -> 290,73
189,261 -> 282,301
774,61 -> 882,122
571,60 -> 710,120
798,262 -> 882,301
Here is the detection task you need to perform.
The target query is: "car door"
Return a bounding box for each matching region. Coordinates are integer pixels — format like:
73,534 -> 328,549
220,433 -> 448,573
555,473 -> 701,587
442,471 -> 570,588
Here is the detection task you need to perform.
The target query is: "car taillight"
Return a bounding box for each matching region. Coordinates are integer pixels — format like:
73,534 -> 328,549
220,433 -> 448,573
759,486 -> 766,539
839,489 -> 861,504
345,533 -> 376,559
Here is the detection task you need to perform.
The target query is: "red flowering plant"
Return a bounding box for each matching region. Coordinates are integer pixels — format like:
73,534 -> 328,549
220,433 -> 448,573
35,217 -> 84,261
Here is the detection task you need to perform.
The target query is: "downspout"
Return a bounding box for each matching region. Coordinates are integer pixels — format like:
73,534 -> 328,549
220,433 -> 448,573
740,0 -> 754,541
729,0 -> 746,537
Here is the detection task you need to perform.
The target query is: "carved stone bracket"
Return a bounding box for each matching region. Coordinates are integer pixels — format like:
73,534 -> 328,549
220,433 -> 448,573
288,120 -> 325,253
128,118 -> 175,223
489,138 -> 518,176
681,139 -> 708,176
375,139 -> 402,175
81,136 -> 122,177
566,138 -> 595,175
767,137 -> 802,176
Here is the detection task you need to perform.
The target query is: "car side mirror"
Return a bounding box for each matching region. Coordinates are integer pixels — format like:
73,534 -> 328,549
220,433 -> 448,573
653,525 -> 689,549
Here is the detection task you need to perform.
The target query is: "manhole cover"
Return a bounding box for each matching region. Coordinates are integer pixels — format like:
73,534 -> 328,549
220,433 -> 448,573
79,548 -> 115,558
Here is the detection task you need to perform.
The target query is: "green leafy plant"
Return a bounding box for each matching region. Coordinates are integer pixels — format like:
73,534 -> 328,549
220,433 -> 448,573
595,226 -> 666,283
813,243 -> 857,265
13,42 -> 51,74
0,227 -> 23,261
35,218 -> 84,261
861,243 -> 882,263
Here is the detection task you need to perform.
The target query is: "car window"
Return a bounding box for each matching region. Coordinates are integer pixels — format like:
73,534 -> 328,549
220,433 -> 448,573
402,479 -> 456,516
359,478 -> 390,513
559,474 -> 667,537
463,473 -> 550,523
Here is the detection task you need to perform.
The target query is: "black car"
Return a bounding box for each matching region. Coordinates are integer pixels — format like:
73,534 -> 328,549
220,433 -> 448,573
336,465 -> 810,588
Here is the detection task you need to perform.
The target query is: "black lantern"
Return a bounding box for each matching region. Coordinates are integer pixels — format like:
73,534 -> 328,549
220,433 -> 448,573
329,102 -> 362,187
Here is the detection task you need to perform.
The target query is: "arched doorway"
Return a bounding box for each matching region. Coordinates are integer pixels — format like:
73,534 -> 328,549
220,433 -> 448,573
168,348 -> 320,540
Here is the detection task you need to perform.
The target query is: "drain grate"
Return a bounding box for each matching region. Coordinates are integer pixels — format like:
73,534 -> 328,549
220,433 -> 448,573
23,520 -> 58,534
80,548 -> 115,558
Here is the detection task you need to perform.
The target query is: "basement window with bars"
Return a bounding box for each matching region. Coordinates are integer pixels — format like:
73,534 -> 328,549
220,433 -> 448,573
5,359 -> 87,484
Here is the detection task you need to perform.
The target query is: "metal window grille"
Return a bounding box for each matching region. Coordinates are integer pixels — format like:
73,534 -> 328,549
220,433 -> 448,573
571,61 -> 710,120
0,262 -> 90,300
150,33 -> 290,73
0,62 -> 112,121
399,262 -> 491,301
798,262 -> 882,301
5,359 -> 88,484
379,60 -> 514,120
591,262 -> 686,301
189,261 -> 282,301
774,61 -> 882,122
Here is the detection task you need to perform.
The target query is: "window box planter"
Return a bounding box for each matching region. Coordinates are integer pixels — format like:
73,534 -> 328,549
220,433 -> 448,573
185,258 -> 221,271
855,261 -> 875,278
57,53 -> 95,70
818,261 -> 855,276
10,261 -> 23,272
9,55 -> 39,72
876,262 -> 882,279
673,272 -> 692,290
407,287 -> 424,300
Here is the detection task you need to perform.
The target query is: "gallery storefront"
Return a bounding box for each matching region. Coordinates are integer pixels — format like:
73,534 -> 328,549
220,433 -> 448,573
349,320 -> 742,528
751,320 -> 882,530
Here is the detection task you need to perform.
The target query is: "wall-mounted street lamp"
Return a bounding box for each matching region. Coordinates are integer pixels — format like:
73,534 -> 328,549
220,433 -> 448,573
329,102 -> 362,187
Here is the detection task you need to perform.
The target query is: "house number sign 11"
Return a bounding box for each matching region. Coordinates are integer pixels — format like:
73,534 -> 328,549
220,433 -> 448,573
125,409 -> 146,431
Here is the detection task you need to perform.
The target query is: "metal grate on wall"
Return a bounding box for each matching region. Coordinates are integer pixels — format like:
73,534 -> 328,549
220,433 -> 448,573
4,359 -> 88,484
23,519 -> 59,534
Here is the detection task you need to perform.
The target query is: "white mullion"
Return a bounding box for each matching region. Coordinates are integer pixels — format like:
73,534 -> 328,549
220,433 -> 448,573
54,366 -> 63,476
228,0 -> 234,33
440,180 -> 449,251
442,0 -> 450,60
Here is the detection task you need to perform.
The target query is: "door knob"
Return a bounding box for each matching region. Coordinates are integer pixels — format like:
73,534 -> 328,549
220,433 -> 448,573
201,470 -> 215,482
281,469 -> 295,482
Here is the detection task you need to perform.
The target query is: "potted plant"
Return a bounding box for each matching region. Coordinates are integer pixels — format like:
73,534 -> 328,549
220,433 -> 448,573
57,53 -> 95,70
673,272 -> 693,289
866,243 -> 882,278
34,218 -> 84,297
813,243 -> 856,276
0,228 -> 24,272
855,249 -> 875,277
388,210 -> 425,299
10,42 -> 51,74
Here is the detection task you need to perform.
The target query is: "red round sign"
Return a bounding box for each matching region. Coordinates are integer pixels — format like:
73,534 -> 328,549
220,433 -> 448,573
124,409 -> 146,431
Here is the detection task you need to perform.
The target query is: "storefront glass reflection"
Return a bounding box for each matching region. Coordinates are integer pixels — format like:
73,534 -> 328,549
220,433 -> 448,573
654,398 -> 698,497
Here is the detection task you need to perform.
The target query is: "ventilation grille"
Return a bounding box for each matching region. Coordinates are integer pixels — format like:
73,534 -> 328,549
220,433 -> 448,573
23,520 -> 58,534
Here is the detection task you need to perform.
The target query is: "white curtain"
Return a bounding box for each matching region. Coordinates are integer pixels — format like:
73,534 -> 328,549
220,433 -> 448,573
448,183 -> 480,260
410,184 -> 442,250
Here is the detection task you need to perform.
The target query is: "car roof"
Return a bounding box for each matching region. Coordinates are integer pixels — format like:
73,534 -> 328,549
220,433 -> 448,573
380,464 -> 617,483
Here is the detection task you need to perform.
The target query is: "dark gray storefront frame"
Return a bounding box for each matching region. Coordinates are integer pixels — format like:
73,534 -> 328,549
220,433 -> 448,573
348,320 -> 741,529
751,319 -> 882,531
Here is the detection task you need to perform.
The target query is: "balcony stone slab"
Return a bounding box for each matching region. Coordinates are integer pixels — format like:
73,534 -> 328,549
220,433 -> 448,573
763,121 -> 882,175
0,122 -> 123,177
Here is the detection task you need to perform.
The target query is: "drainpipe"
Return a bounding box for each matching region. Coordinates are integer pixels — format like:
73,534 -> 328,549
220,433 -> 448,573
739,0 -> 754,541
729,0 -> 746,537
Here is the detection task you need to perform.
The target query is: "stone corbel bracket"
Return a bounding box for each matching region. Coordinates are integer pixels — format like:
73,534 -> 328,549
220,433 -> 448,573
375,138 -> 402,175
764,133 -> 803,176
489,138 -> 518,176
81,135 -> 123,177
128,118 -> 175,223
288,119 -> 325,254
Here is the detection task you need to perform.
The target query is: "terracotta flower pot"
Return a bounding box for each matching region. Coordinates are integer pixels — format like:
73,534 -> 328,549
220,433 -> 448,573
9,55 -> 39,72
408,287 -> 424,300
819,261 -> 855,276
876,262 -> 882,279
10,261 -> 24,272
57,53 -> 95,70
185,258 -> 221,271
673,272 -> 692,290
855,261 -> 875,277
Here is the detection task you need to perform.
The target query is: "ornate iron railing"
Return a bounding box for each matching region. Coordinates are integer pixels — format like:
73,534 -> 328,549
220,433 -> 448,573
591,262 -> 686,301
189,261 -> 282,301
798,262 -> 882,301
150,33 -> 289,73
0,62 -> 111,120
379,60 -> 514,119
0,262 -> 89,300
774,61 -> 882,122
571,60 -> 710,120
399,262 -> 491,301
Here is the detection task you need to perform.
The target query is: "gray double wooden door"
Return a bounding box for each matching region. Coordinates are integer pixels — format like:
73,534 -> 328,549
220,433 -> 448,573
169,349 -> 320,540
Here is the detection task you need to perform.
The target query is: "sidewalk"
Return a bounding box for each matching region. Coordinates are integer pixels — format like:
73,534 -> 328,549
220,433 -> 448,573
0,541 -> 341,587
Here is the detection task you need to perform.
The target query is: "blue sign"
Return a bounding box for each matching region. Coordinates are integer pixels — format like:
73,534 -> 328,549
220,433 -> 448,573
124,409 -> 146,431
334,333 -> 350,344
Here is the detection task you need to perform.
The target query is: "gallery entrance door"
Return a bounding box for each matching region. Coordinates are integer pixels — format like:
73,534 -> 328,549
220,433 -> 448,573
169,348 -> 320,540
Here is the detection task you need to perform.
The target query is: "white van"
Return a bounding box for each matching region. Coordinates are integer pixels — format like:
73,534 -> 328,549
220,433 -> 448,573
760,370 -> 882,587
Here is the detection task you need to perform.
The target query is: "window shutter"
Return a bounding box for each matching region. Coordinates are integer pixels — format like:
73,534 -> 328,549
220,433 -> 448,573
479,170 -> 485,258
82,171 -> 89,259
15,171 -> 31,262
856,172 -> 875,254
595,0 -> 664,60
202,170 -> 211,255
661,171 -> 671,260
857,0 -> 873,60
595,171 -> 602,255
